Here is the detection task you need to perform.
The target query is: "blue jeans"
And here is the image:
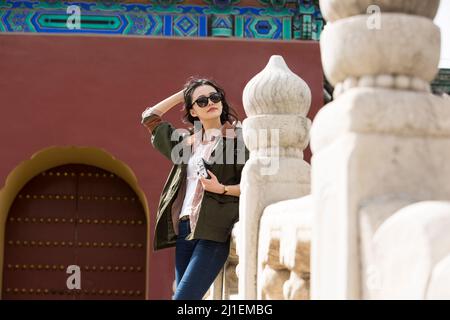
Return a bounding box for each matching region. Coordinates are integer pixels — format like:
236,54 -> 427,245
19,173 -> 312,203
173,219 -> 230,300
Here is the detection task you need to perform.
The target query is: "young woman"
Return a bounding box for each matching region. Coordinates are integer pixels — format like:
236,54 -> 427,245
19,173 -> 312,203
141,78 -> 249,300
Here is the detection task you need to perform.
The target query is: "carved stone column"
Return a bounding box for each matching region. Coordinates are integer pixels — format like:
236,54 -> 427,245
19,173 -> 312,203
311,0 -> 450,299
239,55 -> 312,299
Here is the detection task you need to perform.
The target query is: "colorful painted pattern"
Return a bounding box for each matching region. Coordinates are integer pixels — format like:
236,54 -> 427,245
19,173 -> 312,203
431,69 -> 450,95
0,0 -> 324,40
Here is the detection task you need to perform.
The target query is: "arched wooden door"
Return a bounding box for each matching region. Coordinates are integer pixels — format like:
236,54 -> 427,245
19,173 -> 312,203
2,164 -> 147,300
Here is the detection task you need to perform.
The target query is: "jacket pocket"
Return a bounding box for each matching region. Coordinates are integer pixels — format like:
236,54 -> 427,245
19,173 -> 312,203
204,191 -> 239,204
202,192 -> 239,230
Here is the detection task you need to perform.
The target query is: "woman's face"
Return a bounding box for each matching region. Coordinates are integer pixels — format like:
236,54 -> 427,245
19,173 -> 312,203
189,85 -> 223,123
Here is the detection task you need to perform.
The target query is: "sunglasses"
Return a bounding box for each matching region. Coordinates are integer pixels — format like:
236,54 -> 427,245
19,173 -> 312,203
192,92 -> 223,108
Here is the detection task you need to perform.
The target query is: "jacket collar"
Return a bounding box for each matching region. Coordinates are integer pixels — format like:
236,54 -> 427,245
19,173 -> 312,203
185,120 -> 239,146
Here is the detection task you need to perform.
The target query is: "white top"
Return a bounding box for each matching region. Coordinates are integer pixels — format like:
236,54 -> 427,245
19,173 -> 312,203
178,131 -> 221,219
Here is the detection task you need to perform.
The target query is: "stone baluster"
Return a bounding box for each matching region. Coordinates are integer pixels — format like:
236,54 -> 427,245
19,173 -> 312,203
311,0 -> 450,299
238,55 -> 312,299
258,195 -> 313,299
223,234 -> 239,299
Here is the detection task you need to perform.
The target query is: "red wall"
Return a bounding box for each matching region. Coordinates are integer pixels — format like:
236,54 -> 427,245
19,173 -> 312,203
0,33 -> 322,299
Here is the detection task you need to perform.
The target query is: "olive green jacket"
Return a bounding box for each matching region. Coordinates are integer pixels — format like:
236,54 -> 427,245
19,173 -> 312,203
145,117 -> 249,251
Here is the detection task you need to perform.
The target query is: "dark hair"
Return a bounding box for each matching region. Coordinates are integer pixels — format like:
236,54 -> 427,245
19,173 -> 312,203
182,77 -> 239,127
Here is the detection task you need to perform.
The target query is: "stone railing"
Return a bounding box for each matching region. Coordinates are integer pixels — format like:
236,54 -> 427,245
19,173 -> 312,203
210,0 -> 450,300
257,195 -> 312,299
311,0 -> 450,299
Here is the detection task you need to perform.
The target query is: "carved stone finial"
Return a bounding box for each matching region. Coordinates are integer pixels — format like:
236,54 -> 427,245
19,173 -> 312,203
243,55 -> 311,117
